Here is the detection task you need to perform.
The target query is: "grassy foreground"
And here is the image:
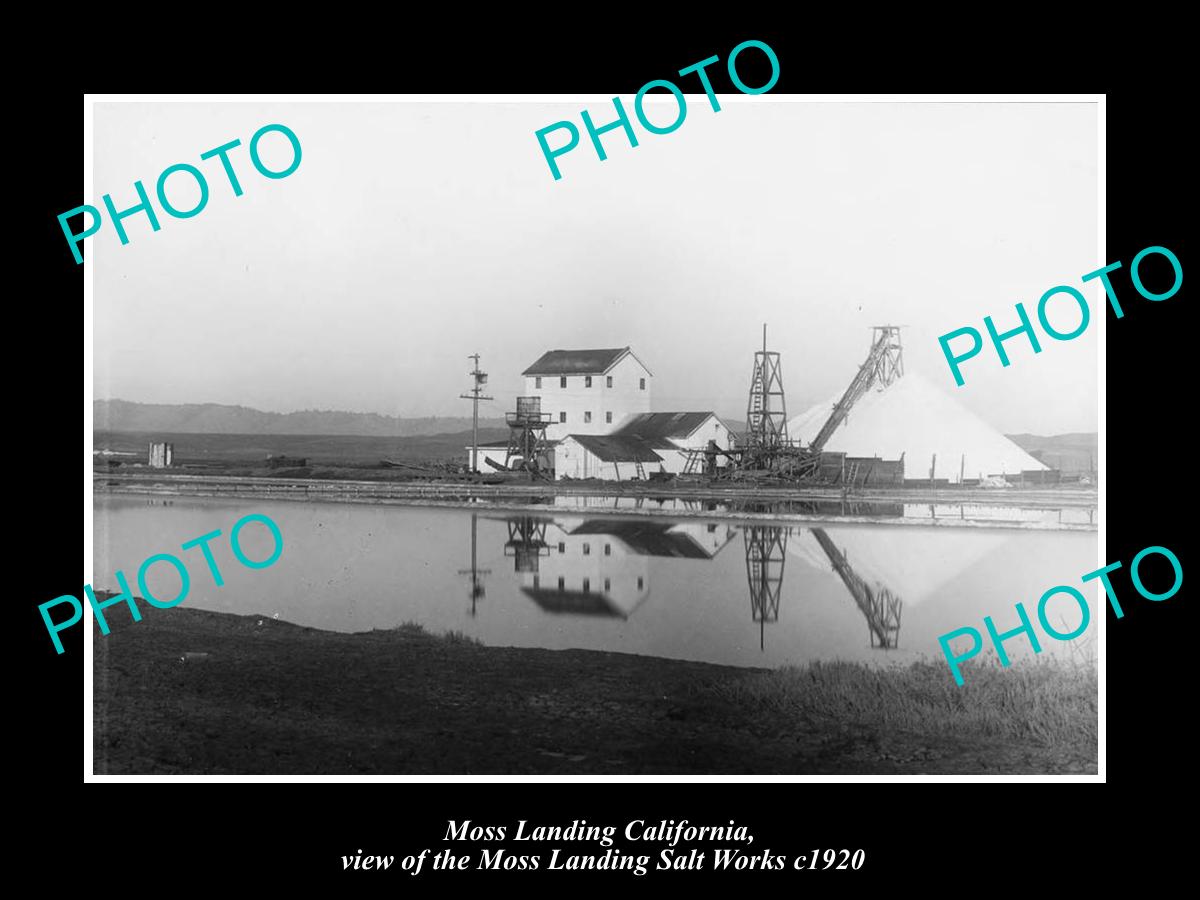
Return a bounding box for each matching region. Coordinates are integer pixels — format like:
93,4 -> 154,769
93,605 -> 1096,775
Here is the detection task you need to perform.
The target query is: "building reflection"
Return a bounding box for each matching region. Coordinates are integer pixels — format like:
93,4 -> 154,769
489,514 -> 903,651
500,515 -> 736,619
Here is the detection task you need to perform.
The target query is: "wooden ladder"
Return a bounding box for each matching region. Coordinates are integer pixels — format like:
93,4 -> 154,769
635,460 -> 646,480
845,461 -> 860,488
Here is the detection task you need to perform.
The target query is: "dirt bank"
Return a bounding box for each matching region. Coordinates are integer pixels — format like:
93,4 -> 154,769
93,605 -> 1096,776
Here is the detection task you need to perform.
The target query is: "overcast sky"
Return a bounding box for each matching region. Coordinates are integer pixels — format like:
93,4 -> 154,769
93,99 -> 1098,434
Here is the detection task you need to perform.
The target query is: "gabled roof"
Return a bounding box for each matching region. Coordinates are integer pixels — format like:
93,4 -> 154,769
613,412 -> 719,445
568,520 -> 713,559
523,347 -> 651,376
520,587 -> 626,618
566,434 -> 663,463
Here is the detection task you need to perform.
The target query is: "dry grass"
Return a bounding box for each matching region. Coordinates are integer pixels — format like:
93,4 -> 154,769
702,652 -> 1097,750
390,621 -> 428,635
442,630 -> 483,646
386,621 -> 481,646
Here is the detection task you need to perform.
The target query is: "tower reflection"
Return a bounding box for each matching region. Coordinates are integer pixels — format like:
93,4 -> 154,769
493,515 -> 903,653
743,526 -> 905,651
811,528 -> 902,649
744,526 -> 788,651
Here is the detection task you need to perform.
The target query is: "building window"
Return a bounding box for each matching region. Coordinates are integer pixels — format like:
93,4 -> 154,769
582,578 -> 590,594
637,576 -> 644,590
606,411 -> 613,424
585,375 -> 592,388
604,578 -> 611,592
639,378 -> 646,390
584,411 -> 592,423
604,543 -> 611,556
559,411 -> 567,423
533,575 -> 540,589
558,576 -> 565,590
606,376 -> 613,388
560,376 -> 567,388
583,543 -> 591,556
535,376 -> 542,388
558,542 -> 565,553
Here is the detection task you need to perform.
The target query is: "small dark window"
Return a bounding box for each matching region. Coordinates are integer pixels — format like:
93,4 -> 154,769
604,543 -> 611,556
637,576 -> 644,590
639,378 -> 646,390
558,542 -> 565,553
604,578 -> 611,592
533,575 -> 540,589
583,543 -> 591,556
606,376 -> 613,388
584,411 -> 592,423
605,411 -> 613,424
535,376 -> 542,388
585,375 -> 592,388
559,411 -> 566,423
557,576 -> 565,590
560,376 -> 567,388
582,578 -> 590,594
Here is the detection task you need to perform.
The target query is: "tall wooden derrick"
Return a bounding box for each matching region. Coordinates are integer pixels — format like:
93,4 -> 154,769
742,324 -> 793,473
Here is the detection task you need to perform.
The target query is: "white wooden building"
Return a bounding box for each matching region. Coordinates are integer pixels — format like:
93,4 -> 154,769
466,347 -> 732,479
554,412 -> 734,481
521,347 -> 653,441
467,346 -> 653,471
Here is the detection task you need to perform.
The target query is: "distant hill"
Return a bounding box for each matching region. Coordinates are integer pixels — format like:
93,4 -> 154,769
1006,432 -> 1098,474
95,399 -> 505,437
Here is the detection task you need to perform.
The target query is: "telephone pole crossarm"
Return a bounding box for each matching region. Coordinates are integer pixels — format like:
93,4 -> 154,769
460,353 -> 494,473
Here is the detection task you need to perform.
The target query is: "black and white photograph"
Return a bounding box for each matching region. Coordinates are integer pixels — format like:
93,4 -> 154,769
85,95 -> 1101,776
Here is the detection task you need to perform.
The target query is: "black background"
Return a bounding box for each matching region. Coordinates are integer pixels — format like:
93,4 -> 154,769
19,22 -> 1189,887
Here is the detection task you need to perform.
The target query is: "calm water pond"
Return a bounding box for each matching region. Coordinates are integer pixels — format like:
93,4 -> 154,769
94,495 -> 1098,670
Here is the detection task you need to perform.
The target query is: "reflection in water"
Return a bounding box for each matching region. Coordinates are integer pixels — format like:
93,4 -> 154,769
811,529 -> 902,649
741,526 -> 902,651
500,516 -> 904,653
505,516 -> 549,571
93,496 -> 1095,669
505,517 -> 737,619
744,526 -> 787,650
457,513 -> 491,617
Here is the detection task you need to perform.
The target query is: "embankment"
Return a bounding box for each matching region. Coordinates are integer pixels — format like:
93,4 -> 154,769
93,605 -> 1097,775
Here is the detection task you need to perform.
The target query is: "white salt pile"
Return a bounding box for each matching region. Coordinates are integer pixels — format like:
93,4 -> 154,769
787,370 -> 1047,483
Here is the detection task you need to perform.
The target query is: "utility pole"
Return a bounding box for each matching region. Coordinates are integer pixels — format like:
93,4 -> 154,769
460,353 -> 493,473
